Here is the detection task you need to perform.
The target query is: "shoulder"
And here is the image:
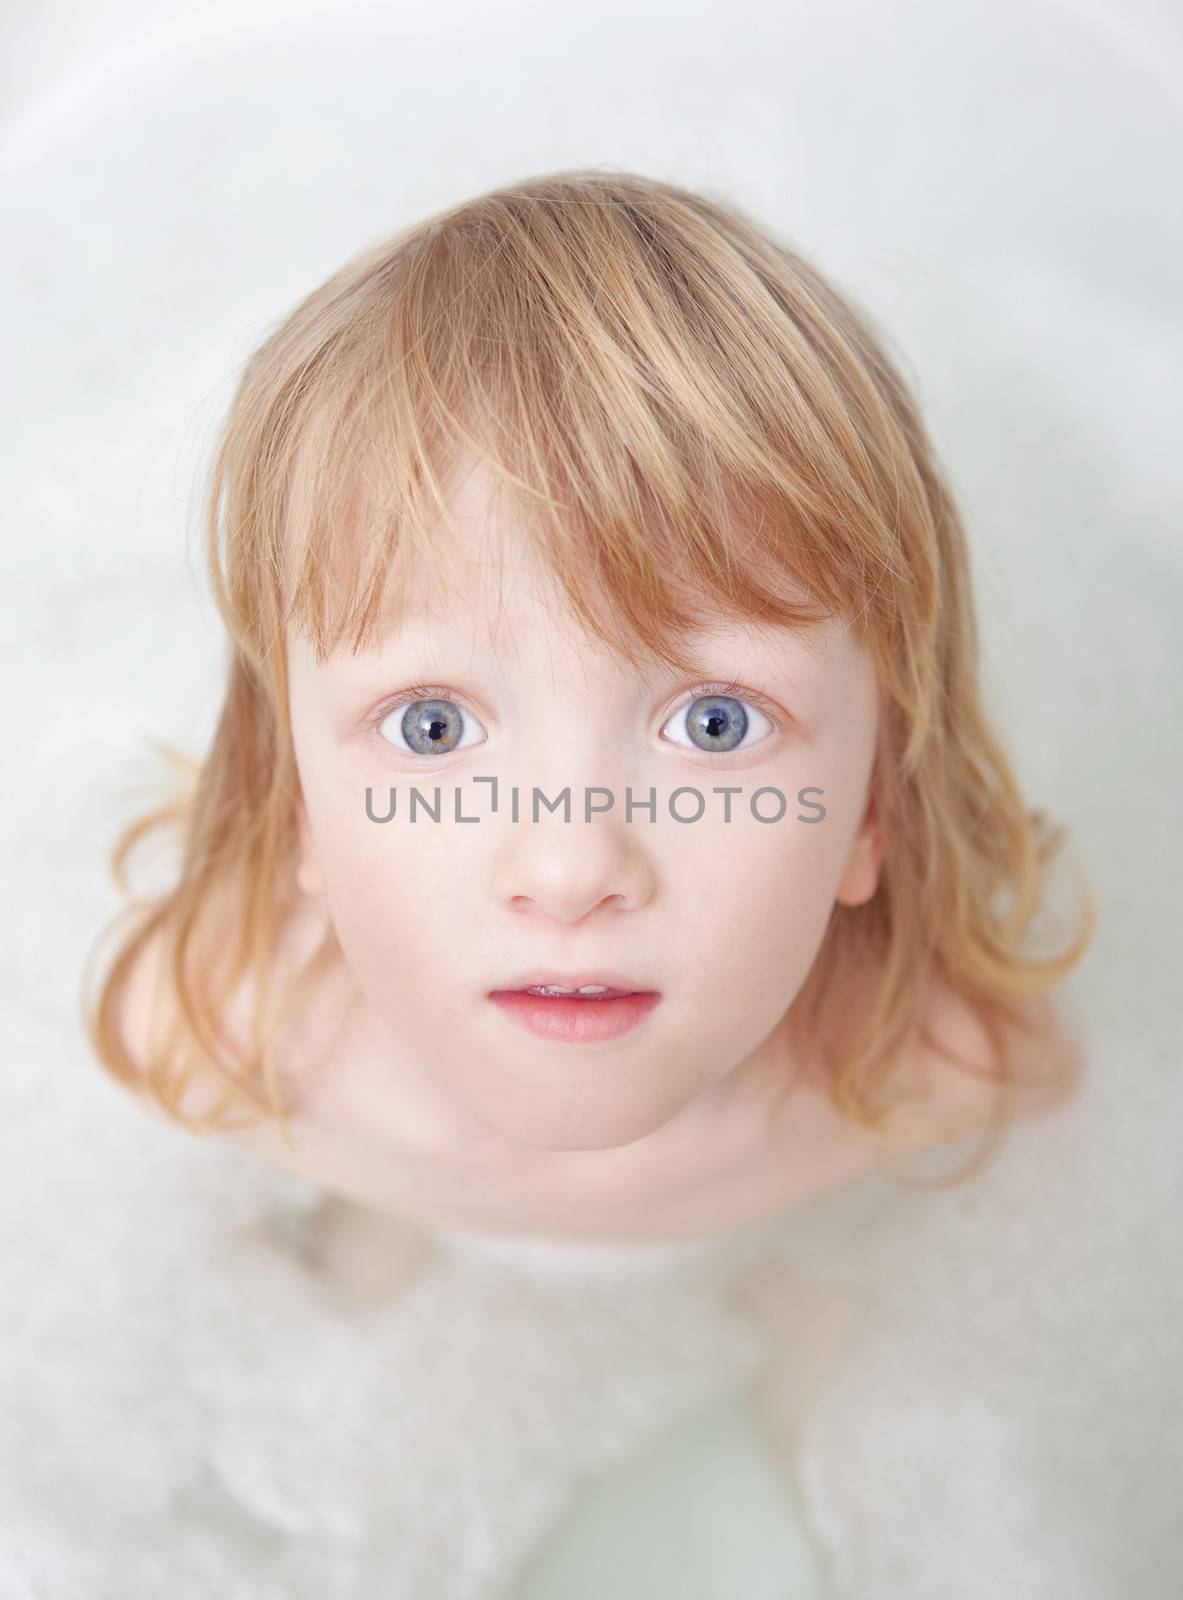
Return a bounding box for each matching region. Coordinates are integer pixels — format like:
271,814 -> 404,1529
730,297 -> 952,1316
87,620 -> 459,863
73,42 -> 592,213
114,875 -> 343,1126
892,974 -> 1085,1148
113,911 -> 195,1126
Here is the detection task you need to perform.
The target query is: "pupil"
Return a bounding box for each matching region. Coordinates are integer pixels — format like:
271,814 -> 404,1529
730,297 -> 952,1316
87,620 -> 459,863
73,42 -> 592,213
402,698 -> 463,755
688,694 -> 747,753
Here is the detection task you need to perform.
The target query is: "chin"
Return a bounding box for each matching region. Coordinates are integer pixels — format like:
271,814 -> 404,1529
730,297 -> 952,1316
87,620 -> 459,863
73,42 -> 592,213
476,1092 -> 684,1154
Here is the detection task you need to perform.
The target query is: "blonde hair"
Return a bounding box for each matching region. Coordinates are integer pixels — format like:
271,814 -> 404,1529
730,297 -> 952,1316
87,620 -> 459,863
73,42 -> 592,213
82,166 -> 1095,1176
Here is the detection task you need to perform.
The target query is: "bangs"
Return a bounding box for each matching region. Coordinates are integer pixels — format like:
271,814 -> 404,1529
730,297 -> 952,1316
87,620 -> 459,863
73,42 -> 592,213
217,170 -> 916,679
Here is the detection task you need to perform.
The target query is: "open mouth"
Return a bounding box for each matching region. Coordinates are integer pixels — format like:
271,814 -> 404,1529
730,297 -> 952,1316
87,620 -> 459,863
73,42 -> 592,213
487,984 -> 662,1043
515,984 -> 637,1000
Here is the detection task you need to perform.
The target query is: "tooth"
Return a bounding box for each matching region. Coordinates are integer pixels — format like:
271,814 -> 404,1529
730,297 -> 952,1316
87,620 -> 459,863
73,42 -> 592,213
526,983 -> 615,996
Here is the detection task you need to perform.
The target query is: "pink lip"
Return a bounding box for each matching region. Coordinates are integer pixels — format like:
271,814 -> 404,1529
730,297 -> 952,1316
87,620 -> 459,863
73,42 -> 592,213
488,989 -> 662,1044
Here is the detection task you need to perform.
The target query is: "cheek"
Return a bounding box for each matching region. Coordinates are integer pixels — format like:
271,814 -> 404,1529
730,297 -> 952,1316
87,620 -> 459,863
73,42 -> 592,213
308,781 -> 480,982
668,797 -> 853,1010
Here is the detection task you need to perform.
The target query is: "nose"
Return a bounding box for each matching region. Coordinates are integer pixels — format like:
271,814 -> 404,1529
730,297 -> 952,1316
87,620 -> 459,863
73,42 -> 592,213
487,803 -> 657,925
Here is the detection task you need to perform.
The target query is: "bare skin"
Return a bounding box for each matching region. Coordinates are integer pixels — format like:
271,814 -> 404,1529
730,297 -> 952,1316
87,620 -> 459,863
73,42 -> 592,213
114,457 -> 1085,1305
115,858 -> 1085,1515
118,868 -> 1083,1309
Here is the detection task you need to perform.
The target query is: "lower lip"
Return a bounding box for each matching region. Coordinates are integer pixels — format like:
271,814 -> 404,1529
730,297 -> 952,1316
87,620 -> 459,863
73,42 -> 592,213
488,990 -> 662,1043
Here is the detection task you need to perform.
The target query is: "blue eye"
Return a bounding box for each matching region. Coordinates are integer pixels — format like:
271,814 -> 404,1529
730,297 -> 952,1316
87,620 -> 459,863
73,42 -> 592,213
660,687 -> 774,754
372,681 -> 777,758
376,694 -> 487,757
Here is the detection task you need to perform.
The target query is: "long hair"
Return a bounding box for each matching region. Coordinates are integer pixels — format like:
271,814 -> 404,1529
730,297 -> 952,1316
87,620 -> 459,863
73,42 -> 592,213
81,166 -> 1095,1173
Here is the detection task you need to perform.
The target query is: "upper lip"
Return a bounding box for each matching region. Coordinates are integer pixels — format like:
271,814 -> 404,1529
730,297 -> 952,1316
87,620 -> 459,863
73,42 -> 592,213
490,969 -> 658,995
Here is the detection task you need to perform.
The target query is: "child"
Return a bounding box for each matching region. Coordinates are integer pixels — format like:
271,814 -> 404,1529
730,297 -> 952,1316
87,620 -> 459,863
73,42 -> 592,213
82,167 -> 1094,1273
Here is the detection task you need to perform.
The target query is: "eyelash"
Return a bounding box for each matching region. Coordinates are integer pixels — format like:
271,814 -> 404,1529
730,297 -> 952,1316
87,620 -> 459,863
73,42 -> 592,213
365,684 -> 475,735
680,680 -> 782,729
366,680 -> 783,745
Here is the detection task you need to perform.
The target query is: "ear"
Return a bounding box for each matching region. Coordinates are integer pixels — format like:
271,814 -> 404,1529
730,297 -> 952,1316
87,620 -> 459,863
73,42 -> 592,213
295,796 -> 325,898
835,787 -> 884,908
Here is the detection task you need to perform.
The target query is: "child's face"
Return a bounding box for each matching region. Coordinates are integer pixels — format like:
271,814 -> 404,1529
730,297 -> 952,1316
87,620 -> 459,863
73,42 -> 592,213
286,457 -> 883,1152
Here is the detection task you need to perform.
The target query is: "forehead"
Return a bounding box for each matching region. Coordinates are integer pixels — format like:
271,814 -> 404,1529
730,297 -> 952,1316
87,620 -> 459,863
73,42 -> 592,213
288,452 -> 859,687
